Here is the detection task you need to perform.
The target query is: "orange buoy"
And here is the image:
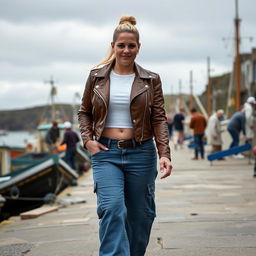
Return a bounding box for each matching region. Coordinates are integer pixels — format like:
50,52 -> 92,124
58,144 -> 67,151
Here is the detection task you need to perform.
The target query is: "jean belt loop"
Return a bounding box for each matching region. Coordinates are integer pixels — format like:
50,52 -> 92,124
132,139 -> 136,148
107,138 -> 111,148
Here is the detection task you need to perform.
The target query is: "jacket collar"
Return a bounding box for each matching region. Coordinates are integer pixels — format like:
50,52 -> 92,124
94,60 -> 151,79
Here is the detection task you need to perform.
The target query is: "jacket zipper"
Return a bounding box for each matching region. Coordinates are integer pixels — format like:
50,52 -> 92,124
93,88 -> 108,138
140,91 -> 148,142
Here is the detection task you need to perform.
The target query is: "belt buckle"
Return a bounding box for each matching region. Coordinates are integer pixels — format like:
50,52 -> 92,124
117,140 -> 125,149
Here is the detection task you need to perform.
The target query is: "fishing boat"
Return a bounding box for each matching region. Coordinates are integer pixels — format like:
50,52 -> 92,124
0,147 -> 79,220
0,79 -> 91,220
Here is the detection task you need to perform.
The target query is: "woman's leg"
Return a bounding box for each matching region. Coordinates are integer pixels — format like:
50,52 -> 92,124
198,134 -> 204,159
92,149 -> 130,256
228,128 -> 239,148
194,134 -> 200,159
179,131 -> 184,146
124,140 -> 157,256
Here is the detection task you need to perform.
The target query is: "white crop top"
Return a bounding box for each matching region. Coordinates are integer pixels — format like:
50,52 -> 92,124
105,71 -> 135,128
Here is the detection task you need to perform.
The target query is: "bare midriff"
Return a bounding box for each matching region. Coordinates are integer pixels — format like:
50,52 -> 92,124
101,127 -> 134,140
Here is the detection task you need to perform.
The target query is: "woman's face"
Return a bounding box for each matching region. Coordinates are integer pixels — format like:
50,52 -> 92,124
111,32 -> 140,68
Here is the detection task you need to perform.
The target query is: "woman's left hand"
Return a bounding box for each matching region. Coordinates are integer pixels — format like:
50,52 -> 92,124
159,157 -> 172,179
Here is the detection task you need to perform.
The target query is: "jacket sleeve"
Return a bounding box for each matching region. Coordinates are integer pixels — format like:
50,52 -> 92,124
78,72 -> 94,148
204,117 -> 207,130
151,74 -> 171,161
209,118 -> 218,137
189,117 -> 194,129
241,115 -> 246,135
61,132 -> 68,145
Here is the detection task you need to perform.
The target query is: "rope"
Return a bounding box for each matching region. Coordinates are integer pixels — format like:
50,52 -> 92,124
4,196 -> 44,201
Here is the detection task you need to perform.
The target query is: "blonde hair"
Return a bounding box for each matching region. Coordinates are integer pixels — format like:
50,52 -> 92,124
95,15 -> 140,68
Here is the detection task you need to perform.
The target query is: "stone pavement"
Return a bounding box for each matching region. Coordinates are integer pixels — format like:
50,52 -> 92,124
0,143 -> 256,256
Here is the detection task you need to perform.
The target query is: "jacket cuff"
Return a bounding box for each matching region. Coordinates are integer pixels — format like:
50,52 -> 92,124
159,153 -> 171,161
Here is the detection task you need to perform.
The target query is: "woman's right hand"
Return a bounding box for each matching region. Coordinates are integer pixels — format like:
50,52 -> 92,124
86,140 -> 109,155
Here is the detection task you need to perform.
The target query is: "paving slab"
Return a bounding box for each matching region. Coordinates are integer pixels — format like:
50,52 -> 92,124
0,143 -> 256,255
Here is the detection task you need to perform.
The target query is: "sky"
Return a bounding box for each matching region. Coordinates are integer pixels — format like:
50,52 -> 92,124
0,0 -> 255,110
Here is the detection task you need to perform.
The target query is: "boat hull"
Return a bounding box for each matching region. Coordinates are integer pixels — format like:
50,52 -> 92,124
0,155 -> 78,221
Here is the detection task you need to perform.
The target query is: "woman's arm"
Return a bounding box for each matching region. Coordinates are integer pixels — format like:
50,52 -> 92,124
78,72 -> 94,148
151,74 -> 171,161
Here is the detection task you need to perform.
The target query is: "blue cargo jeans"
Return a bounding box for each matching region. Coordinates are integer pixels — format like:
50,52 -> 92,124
92,137 -> 157,256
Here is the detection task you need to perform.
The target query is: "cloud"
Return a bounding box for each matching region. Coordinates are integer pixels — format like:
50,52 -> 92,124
0,20 -> 112,66
0,0 -> 255,110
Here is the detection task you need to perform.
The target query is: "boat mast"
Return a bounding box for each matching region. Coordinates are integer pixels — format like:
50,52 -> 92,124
72,92 -> 81,125
207,56 -> 212,116
234,0 -> 241,110
179,79 -> 183,108
45,76 -> 57,121
189,70 -> 194,110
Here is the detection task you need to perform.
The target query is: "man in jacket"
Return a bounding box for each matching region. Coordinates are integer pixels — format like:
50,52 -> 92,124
227,109 -> 247,159
189,108 -> 207,160
45,121 -> 60,153
207,109 -> 225,153
61,121 -> 80,170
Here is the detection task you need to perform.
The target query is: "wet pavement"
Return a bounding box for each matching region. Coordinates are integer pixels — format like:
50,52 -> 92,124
0,142 -> 256,256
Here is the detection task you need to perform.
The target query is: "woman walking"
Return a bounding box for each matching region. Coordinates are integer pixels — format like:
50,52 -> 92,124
78,15 -> 172,256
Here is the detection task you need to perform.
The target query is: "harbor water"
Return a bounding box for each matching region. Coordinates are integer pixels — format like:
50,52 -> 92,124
0,131 -> 36,148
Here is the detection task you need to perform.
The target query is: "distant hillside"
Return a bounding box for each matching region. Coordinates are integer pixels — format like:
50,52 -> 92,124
0,104 -> 78,131
1,73 -> 231,131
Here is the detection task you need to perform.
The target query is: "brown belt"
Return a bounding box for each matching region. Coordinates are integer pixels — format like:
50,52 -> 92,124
116,139 -> 137,149
99,137 -> 139,149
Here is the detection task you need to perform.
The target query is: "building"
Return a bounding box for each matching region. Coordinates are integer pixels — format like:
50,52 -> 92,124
240,48 -> 256,103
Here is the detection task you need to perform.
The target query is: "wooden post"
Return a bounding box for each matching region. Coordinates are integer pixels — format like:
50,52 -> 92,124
189,70 -> 194,110
234,0 -> 241,110
179,80 -> 183,108
207,57 -> 212,116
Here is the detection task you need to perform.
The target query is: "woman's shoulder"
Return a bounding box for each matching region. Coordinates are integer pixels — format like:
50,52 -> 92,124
87,63 -> 110,78
91,64 -> 106,71
135,63 -> 159,79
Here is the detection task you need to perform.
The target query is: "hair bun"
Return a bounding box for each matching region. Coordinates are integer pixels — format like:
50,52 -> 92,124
119,16 -> 137,26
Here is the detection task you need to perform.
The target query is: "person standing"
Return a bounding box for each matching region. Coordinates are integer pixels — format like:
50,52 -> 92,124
45,121 -> 60,153
61,121 -> 80,170
189,108 -> 207,160
166,113 -> 174,138
207,109 -> 225,153
78,16 -> 172,256
244,97 -> 255,143
173,108 -> 185,149
227,109 -> 247,159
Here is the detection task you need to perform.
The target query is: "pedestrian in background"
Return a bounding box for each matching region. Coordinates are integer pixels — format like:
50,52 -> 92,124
207,109 -> 225,154
244,96 -> 255,144
61,121 -> 80,170
45,121 -> 60,153
173,108 -> 185,149
167,113 -> 174,139
78,15 -> 172,256
227,108 -> 247,159
189,108 -> 207,160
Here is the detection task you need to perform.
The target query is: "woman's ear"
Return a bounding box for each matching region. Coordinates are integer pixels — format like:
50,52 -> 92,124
111,42 -> 114,48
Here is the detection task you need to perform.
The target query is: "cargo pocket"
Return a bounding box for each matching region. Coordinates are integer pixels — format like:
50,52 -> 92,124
93,182 -> 103,219
146,183 -> 156,218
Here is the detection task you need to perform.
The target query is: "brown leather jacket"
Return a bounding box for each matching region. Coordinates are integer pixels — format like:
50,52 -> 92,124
78,61 -> 171,160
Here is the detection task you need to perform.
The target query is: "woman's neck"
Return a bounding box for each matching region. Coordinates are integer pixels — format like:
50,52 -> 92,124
113,64 -> 135,75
